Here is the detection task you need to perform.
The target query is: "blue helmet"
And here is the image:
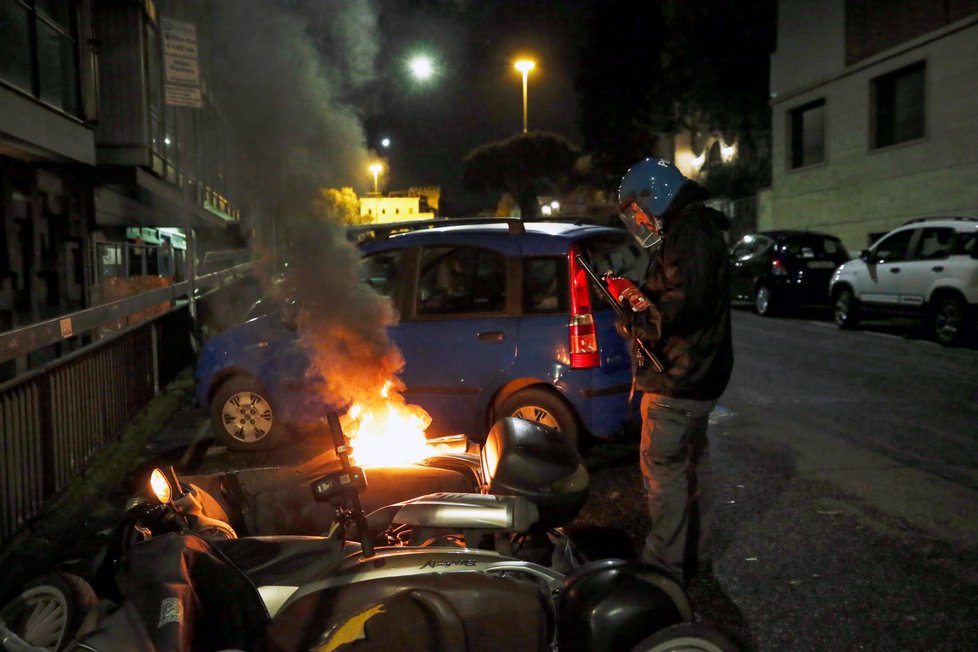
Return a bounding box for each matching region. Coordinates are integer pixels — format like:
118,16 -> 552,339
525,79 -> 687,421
617,157 -> 689,218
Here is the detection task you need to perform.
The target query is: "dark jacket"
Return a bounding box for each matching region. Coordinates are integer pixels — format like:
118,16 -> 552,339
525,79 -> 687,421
627,181 -> 734,400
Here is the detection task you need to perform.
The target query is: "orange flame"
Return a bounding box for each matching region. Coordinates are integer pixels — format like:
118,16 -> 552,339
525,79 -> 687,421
342,381 -> 433,467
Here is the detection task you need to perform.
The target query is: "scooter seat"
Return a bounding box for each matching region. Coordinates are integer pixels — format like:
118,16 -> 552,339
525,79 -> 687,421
216,535 -> 349,588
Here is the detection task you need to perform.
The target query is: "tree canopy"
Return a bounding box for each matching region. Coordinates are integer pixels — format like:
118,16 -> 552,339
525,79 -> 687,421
462,131 -> 580,218
315,187 -> 365,224
576,0 -> 776,196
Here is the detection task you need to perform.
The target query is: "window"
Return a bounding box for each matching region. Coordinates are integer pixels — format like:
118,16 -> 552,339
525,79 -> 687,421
363,250 -> 402,298
417,246 -> 506,315
0,0 -> 80,115
871,229 -> 914,263
872,62 -> 925,149
522,257 -> 568,314
954,232 -> 976,256
914,227 -> 953,261
788,99 -> 825,169
732,234 -> 774,260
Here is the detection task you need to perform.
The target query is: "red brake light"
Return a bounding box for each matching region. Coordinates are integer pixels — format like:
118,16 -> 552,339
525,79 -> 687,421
568,250 -> 600,369
771,259 -> 787,276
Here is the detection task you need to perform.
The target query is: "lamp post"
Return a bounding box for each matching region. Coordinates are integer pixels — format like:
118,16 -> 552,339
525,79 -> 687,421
514,59 -> 535,133
369,163 -> 383,194
369,162 -> 383,221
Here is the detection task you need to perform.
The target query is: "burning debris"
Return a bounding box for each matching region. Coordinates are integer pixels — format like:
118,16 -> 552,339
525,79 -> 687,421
281,217 -> 434,468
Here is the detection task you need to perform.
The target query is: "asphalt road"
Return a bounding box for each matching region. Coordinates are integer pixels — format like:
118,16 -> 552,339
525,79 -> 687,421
12,306 -> 973,650
577,308 -> 978,650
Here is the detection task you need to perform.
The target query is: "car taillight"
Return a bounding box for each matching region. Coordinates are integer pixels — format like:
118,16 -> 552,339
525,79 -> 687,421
771,259 -> 787,276
568,250 -> 600,369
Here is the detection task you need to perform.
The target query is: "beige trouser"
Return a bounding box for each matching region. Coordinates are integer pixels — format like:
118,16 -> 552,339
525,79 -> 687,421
639,392 -> 715,581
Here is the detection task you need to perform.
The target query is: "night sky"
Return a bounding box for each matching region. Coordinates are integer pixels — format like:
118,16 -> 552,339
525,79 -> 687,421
204,0 -> 590,217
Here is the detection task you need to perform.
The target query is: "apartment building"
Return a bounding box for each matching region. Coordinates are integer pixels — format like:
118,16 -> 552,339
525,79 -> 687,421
0,0 -> 244,371
768,0 -> 978,251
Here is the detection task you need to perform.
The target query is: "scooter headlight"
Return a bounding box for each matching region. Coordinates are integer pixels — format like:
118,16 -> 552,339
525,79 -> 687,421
149,468 -> 172,504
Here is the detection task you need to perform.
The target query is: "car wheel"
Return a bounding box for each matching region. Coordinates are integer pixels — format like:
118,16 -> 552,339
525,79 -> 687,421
833,288 -> 859,329
497,388 -> 579,448
632,622 -> 741,652
210,375 -> 282,451
754,285 -> 777,316
931,296 -> 967,347
0,573 -> 97,651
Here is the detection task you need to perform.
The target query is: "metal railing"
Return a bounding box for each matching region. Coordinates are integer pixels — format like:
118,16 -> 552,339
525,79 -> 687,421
0,259 -> 254,546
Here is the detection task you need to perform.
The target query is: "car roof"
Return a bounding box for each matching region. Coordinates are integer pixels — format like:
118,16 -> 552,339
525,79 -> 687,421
900,216 -> 978,230
753,229 -> 843,240
356,218 -> 628,255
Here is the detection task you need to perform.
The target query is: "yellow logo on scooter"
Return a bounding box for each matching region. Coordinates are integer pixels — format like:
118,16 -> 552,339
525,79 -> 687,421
312,604 -> 386,651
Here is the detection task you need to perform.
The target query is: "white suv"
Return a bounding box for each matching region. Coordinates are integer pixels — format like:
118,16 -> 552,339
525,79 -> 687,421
830,216 -> 978,346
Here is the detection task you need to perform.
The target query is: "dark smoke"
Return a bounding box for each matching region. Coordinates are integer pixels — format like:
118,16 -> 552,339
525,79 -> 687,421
204,1 -> 406,412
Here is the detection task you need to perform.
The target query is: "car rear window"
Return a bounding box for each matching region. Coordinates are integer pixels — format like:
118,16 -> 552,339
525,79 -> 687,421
953,231 -> 976,256
522,257 -> 569,314
783,235 -> 849,261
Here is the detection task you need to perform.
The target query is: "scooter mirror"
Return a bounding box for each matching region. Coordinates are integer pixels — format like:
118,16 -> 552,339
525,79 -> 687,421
149,468 -> 172,504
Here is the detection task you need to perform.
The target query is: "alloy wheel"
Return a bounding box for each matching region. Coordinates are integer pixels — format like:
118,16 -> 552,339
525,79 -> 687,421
755,286 -> 771,315
933,299 -> 963,346
508,404 -> 561,430
221,391 -> 274,443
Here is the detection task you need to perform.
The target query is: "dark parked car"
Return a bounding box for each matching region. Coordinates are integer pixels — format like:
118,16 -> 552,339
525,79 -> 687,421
195,219 -> 646,452
730,230 -> 851,316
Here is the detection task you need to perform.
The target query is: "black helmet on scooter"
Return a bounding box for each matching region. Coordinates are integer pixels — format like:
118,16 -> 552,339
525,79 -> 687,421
556,558 -> 693,652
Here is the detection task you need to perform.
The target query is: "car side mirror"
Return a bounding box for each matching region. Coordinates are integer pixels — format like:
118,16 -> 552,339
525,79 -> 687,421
859,249 -> 871,263
281,298 -> 302,331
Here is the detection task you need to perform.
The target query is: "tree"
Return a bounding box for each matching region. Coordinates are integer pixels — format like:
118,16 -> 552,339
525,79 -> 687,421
315,187 -> 366,225
462,131 -> 580,219
576,0 -> 671,192
576,0 -> 776,197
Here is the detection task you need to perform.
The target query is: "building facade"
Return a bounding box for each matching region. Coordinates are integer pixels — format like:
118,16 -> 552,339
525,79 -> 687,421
0,0 -> 245,375
359,187 -> 439,223
768,0 -> 978,251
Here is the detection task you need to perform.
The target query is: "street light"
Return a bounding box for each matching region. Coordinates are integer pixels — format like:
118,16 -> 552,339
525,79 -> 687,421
368,162 -> 383,221
408,54 -> 435,81
369,163 -> 383,194
514,59 -> 536,133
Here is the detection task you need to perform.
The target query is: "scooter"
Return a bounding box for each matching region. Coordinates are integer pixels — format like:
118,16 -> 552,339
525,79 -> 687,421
1,415 -> 739,651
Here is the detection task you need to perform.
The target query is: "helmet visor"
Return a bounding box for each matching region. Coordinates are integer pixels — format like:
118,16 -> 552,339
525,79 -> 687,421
618,201 -> 662,249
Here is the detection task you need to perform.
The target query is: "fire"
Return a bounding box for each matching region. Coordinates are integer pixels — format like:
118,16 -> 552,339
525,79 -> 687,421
342,382 -> 433,467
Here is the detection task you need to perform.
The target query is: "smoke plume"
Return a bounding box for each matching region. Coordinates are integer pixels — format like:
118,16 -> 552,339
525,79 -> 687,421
204,1 -> 406,414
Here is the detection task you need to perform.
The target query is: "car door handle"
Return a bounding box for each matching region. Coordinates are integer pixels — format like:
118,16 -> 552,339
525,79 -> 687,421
889,267 -> 901,273
478,331 -> 505,342
931,266 -> 944,272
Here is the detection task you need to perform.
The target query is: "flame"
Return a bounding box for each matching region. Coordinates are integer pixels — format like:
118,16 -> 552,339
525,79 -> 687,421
342,381 -> 433,467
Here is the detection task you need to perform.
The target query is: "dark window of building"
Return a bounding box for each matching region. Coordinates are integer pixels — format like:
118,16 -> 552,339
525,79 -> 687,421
0,0 -> 80,115
0,1 -> 33,91
788,99 -> 825,169
872,62 -> 925,149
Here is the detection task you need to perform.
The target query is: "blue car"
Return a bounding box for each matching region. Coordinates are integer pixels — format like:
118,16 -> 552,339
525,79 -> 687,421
195,219 -> 646,451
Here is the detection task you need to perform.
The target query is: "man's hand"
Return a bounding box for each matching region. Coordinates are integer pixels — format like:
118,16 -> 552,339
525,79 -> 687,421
604,275 -> 652,312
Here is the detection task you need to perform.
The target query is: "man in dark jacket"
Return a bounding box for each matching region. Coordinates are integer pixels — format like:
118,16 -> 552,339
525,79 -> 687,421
612,157 -> 734,583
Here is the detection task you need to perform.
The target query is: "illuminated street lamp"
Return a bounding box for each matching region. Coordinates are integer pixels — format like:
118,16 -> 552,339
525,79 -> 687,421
408,54 -> 435,81
514,59 -> 536,133
369,162 -> 383,194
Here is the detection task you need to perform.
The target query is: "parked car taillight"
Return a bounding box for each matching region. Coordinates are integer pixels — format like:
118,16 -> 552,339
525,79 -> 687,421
771,259 -> 788,276
568,250 -> 600,369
